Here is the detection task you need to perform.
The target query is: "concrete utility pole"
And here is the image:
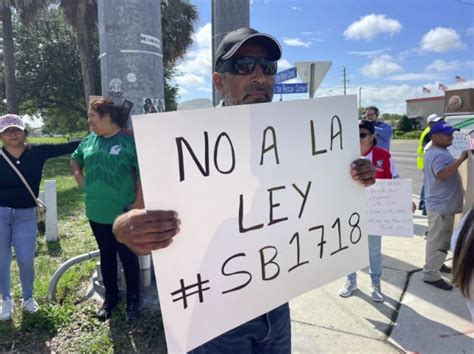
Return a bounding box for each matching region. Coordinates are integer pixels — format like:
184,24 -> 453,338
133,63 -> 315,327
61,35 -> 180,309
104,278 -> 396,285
212,0 -> 250,105
98,0 -> 165,118
97,0 -> 164,288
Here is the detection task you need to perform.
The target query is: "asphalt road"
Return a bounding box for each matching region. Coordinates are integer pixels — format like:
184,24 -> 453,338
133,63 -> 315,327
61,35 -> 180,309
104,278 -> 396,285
390,139 -> 423,196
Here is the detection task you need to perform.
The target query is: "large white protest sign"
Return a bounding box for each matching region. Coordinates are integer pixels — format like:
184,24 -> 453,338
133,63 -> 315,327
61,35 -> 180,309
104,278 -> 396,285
365,179 -> 413,237
132,96 -> 368,353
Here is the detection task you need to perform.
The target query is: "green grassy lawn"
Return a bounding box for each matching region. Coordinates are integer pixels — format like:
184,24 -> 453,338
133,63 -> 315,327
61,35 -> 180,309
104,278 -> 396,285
0,137 -> 166,352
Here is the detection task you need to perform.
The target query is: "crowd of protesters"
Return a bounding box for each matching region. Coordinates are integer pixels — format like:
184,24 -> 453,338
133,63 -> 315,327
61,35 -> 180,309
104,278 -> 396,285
0,27 -> 472,354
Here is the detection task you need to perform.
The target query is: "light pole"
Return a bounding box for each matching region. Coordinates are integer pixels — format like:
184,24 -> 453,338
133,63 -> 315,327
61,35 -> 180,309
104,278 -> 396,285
358,87 -> 363,111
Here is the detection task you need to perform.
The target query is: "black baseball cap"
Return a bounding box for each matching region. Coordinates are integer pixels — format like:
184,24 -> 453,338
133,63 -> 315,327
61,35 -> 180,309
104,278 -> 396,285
214,27 -> 282,68
359,119 -> 375,134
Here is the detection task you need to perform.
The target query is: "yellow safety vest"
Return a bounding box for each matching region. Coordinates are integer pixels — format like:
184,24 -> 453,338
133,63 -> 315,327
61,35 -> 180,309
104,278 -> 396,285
417,127 -> 431,170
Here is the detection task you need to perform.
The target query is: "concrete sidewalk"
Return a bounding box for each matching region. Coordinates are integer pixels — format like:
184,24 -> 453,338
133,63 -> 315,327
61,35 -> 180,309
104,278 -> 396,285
290,210 -> 473,353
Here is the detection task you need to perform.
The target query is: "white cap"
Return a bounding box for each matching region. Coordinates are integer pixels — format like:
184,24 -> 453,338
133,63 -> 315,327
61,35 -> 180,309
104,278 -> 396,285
0,114 -> 25,133
427,114 -> 442,124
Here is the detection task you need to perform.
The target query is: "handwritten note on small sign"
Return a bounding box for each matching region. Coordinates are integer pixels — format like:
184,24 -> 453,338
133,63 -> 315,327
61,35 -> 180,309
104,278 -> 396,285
365,179 -> 413,237
132,96 -> 368,353
448,132 -> 471,158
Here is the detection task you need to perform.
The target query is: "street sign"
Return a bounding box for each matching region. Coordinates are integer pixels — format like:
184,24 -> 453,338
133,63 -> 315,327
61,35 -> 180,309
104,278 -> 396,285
274,83 -> 308,94
275,67 -> 297,83
295,61 -> 332,98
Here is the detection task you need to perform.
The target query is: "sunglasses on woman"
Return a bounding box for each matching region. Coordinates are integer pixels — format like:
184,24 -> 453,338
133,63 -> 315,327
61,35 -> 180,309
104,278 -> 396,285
216,56 -> 278,76
359,133 -> 369,139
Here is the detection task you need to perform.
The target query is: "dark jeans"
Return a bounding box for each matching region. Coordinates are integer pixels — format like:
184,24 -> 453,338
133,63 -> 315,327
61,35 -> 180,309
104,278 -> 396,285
89,220 -> 140,300
419,185 -> 427,216
188,303 -> 291,354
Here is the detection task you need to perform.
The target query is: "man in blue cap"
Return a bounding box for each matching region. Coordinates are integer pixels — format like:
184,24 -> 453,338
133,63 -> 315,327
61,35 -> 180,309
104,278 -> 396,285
422,121 -> 469,290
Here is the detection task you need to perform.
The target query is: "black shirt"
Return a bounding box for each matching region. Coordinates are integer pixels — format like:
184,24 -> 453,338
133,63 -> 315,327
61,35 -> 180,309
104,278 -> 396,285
0,142 -> 80,208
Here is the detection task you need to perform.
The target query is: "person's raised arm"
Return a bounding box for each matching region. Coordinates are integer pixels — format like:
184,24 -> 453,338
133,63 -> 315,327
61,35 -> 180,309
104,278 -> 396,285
436,150 -> 469,181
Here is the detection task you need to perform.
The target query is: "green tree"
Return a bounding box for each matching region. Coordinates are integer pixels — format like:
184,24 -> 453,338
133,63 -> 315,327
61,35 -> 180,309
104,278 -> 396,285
161,0 -> 198,111
397,115 -> 413,132
0,0 -> 49,114
60,0 -> 98,106
15,8 -> 87,134
9,1 -> 197,134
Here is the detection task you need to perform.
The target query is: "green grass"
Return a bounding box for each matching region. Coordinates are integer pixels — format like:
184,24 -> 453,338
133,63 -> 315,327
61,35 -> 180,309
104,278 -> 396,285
0,137 -> 166,352
393,130 -> 422,140
28,136 -> 68,145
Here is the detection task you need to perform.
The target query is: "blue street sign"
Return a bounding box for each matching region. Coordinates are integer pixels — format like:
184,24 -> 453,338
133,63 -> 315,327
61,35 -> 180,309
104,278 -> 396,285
275,67 -> 297,83
274,83 -> 308,94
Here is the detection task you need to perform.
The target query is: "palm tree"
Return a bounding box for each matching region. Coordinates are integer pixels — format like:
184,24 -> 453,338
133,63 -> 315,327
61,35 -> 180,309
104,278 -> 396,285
0,0 -> 49,114
60,0 -> 97,106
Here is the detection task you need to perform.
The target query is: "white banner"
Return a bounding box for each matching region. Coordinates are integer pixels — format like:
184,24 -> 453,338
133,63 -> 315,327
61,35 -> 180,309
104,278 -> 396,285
132,96 -> 369,353
365,179 -> 413,237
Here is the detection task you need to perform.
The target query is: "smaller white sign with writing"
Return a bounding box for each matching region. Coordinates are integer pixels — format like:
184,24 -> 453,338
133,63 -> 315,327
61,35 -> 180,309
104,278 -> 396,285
448,131 -> 471,158
365,179 -> 413,237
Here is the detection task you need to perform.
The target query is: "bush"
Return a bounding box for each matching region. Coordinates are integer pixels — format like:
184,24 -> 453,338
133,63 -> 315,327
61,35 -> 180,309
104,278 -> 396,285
397,115 -> 413,132
393,130 -> 422,139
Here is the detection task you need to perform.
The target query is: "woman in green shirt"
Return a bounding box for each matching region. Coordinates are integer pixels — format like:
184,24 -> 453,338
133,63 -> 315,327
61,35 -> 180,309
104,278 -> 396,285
71,97 -> 142,322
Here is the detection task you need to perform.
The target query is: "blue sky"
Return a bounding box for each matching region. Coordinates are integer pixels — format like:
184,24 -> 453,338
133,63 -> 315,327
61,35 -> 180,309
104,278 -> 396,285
174,0 -> 474,114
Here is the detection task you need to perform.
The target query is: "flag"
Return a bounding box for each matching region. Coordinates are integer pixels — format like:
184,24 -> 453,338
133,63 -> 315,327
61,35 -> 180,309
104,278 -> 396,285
438,82 -> 448,92
422,86 -> 431,94
455,75 -> 467,83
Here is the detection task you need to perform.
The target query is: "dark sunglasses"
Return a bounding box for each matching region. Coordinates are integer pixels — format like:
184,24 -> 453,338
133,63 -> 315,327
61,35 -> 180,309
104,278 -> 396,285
359,133 -> 369,139
217,56 -> 278,76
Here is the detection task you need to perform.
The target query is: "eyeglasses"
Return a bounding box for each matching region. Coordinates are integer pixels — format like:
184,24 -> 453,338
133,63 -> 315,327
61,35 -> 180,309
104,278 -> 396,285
2,128 -> 23,136
359,133 -> 369,139
364,113 -> 376,118
216,56 -> 278,76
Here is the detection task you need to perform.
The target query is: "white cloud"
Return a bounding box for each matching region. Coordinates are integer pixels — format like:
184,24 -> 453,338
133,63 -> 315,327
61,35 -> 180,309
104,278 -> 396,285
344,14 -> 401,41
174,73 -> 205,87
175,23 -> 212,94
346,48 -> 390,57
177,86 -> 190,97
283,37 -> 312,47
420,27 -> 466,53
387,73 -> 445,81
292,6 -> 301,10
425,59 -> 460,72
361,85 -> 415,113
277,58 -> 293,70
361,55 -> 402,78
451,80 -> 474,89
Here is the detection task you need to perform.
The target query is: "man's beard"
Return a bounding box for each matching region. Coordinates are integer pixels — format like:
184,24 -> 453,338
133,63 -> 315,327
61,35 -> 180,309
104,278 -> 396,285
242,84 -> 272,104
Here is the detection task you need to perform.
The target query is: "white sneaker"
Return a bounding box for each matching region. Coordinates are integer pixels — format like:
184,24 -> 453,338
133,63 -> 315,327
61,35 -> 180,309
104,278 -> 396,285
22,297 -> 39,313
1,299 -> 14,321
338,281 -> 358,297
371,283 -> 384,302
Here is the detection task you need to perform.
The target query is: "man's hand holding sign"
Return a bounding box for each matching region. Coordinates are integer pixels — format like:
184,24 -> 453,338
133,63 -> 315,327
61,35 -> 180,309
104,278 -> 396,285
113,27 -> 375,354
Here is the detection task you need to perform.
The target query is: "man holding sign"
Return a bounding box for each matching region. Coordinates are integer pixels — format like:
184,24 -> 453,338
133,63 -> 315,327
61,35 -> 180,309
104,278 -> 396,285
113,27 -> 376,353
423,121 -> 469,290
